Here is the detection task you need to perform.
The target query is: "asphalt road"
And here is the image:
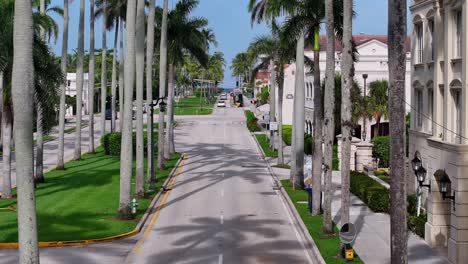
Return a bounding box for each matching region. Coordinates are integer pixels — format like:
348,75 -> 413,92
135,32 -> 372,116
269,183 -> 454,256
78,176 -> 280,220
0,100 -> 315,263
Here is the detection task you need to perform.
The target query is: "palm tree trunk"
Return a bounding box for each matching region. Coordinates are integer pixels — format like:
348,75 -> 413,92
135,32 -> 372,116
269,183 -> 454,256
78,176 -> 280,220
0,71 -> 3,151
88,0 -> 95,153
12,0 -> 39,259
312,28 -> 323,216
74,0 -> 85,161
323,0 -> 335,233
277,76 -> 284,165
158,0 -> 169,170
119,0 -> 137,220
268,59 -> 276,149
57,0 -> 69,169
35,106 -> 44,183
340,0 -> 354,228
2,106 -> 12,198
388,0 -> 408,262
135,0 -> 146,198
111,20 -> 119,133
165,64 -> 175,158
292,31 -> 306,190
146,0 -> 156,180
100,0 -> 107,137
118,19 -> 124,132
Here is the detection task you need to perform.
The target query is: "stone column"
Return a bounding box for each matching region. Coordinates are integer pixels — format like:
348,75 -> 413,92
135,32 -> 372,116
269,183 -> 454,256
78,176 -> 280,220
355,142 -> 373,172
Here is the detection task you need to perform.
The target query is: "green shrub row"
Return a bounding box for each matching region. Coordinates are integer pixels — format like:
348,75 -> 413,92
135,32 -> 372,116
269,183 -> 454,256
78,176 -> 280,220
102,132 -> 155,156
304,134 -> 314,155
371,136 -> 390,168
332,145 -> 339,170
351,172 -> 427,238
244,110 -> 261,132
282,125 -> 292,146
350,171 -> 390,213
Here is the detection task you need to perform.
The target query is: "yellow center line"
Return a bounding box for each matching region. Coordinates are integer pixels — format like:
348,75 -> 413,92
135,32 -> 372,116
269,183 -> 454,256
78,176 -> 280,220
133,156 -> 187,254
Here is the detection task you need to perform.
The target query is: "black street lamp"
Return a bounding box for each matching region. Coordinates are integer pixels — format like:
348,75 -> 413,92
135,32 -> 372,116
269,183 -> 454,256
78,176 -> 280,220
435,170 -> 455,205
412,151 -> 430,191
411,151 -> 422,172
148,97 -> 167,191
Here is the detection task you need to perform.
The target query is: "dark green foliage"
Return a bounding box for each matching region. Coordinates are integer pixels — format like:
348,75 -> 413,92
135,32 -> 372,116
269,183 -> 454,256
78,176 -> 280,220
102,132 -> 154,156
256,85 -> 269,105
408,214 -> 426,238
245,110 -> 261,132
407,194 -> 418,216
304,134 -> 314,155
371,136 -> 390,168
282,125 -> 292,146
333,145 -> 339,170
350,171 -> 390,213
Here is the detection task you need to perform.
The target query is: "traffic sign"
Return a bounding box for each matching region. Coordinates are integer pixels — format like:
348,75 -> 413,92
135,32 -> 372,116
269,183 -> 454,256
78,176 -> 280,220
269,122 -> 278,131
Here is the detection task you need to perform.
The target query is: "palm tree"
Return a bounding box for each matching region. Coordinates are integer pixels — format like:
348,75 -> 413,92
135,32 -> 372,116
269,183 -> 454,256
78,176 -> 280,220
119,18 -> 124,132
74,0 -> 85,161
100,0 -> 108,137
135,0 -> 146,197
368,80 -> 389,137
159,0 -> 211,159
157,0 -> 169,170
89,0 -> 96,153
146,0 -> 156,179
340,0 -> 353,231
388,0 -> 408,261
322,0 -> 335,232
11,0 -> 39,260
57,0 -> 69,169
119,0 -> 136,220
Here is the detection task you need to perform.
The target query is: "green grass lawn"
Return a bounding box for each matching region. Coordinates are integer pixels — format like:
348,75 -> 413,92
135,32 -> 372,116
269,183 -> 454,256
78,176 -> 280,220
255,134 -> 278,158
0,148 -> 181,243
281,180 -> 364,264
272,164 -> 291,169
173,96 -> 214,115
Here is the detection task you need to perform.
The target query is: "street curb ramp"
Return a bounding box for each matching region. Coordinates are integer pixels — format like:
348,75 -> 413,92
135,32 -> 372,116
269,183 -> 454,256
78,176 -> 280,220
251,133 -> 326,264
0,154 -> 186,249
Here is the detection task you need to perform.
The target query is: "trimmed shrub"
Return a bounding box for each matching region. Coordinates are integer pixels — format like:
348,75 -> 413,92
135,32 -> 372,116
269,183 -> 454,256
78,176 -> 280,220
282,125 -> 292,146
407,194 -> 418,216
350,171 -> 390,213
408,214 -> 426,238
102,132 -> 154,156
332,145 -> 339,170
371,136 -> 390,168
244,110 -> 261,132
374,169 -> 389,176
304,134 -> 314,155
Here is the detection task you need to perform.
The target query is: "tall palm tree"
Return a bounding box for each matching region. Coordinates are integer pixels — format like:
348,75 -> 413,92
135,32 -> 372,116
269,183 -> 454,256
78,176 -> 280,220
57,0 -> 69,169
146,0 -> 156,179
100,0 -> 108,137
322,0 -> 335,231
388,0 -> 408,261
110,23 -> 119,132
135,0 -> 146,197
74,0 -> 85,160
89,0 -> 96,153
11,0 -> 39,260
368,80 -> 389,137
119,18 -> 124,132
340,0 -> 353,230
160,0 -> 211,159
119,0 -> 136,220
157,0 -> 169,170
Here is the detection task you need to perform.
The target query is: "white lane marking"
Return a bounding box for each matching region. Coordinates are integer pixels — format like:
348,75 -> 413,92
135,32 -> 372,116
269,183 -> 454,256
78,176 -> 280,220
220,189 -> 224,197
218,254 -> 223,264
220,214 -> 224,225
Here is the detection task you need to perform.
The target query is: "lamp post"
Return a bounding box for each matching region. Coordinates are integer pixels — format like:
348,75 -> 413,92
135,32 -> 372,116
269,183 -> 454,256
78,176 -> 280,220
411,151 -> 431,216
362,74 -> 368,141
435,170 -> 455,210
148,97 -> 167,191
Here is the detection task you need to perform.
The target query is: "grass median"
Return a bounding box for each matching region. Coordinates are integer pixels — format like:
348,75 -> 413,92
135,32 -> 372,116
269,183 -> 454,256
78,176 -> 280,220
255,134 -> 278,158
281,180 -> 364,264
174,96 -> 214,115
0,148 -> 181,243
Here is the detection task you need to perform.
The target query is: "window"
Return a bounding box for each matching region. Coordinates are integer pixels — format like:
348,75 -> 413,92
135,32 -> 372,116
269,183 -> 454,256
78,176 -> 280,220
415,23 -> 423,63
428,89 -> 434,133
428,19 -> 435,61
455,10 -> 462,58
453,90 -> 461,143
417,90 -> 423,127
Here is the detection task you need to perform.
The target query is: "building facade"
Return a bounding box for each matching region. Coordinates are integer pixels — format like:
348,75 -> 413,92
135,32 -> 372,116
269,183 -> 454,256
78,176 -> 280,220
281,35 -> 411,142
410,0 -> 468,263
66,73 -> 89,117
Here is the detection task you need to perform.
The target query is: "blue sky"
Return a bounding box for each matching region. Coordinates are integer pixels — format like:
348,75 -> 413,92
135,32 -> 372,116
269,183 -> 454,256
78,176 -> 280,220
49,0 -> 410,89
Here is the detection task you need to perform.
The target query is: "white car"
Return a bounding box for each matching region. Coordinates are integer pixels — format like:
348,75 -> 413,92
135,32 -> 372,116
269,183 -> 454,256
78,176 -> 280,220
220,94 -> 227,100
217,100 -> 226,107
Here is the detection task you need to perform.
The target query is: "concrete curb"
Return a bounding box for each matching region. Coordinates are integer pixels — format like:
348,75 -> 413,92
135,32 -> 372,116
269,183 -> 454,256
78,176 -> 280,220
250,134 -> 326,264
0,154 -> 185,249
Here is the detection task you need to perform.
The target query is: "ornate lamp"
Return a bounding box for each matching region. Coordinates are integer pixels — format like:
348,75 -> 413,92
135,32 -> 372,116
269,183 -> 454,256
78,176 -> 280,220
159,99 -> 167,113
435,170 -> 455,210
415,166 -> 430,191
411,151 -> 422,172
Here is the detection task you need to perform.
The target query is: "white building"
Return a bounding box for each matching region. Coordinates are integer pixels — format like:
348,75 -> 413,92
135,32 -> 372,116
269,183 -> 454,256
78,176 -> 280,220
281,35 -> 412,142
66,73 -> 89,117
410,0 -> 468,263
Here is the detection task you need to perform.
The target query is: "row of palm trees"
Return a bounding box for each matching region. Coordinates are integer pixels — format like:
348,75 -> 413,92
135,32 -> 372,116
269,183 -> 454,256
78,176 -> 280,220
240,0 -> 409,261
4,0 -> 223,261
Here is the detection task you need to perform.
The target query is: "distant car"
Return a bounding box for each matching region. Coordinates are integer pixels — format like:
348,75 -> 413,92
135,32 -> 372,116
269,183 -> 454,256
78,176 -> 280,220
220,94 -> 227,100
217,100 -> 226,107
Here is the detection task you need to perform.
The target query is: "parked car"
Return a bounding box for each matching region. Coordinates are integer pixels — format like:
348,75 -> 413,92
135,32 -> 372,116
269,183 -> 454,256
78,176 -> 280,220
220,94 -> 227,100
217,100 -> 226,107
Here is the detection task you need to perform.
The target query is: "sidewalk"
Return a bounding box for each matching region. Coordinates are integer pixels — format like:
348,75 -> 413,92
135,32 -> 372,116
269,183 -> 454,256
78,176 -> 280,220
330,171 -> 449,264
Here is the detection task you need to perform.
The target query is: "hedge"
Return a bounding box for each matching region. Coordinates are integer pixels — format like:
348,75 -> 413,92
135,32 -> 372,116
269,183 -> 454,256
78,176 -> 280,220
244,110 -> 261,132
101,132 -> 154,156
282,125 -> 292,146
350,171 -> 427,238
371,136 -> 390,168
333,145 -> 339,170
304,134 -> 314,155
